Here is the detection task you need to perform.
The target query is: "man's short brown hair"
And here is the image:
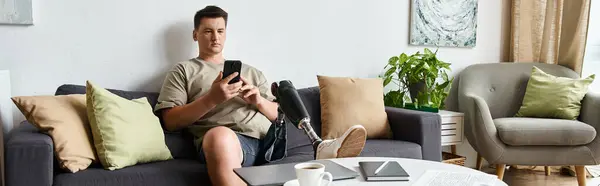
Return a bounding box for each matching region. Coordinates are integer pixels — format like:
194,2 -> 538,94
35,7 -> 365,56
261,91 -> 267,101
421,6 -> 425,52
194,5 -> 228,29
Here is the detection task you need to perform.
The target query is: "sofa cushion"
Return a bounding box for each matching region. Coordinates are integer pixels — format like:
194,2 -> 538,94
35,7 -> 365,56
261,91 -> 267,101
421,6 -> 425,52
86,81 -> 172,170
55,84 -> 160,107
495,117 -> 596,146
54,159 -> 207,186
516,66 -> 595,120
360,140 -> 422,159
164,132 -> 197,159
11,94 -> 96,173
285,87 -> 323,151
317,76 -> 391,140
267,140 -> 422,166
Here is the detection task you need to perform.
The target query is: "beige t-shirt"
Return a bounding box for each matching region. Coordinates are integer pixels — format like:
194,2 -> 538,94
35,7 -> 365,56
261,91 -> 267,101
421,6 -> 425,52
154,58 -> 276,147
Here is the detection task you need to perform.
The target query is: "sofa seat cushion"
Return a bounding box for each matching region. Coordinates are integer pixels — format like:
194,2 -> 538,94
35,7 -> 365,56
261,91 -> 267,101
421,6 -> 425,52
54,159 -> 207,186
266,140 -> 422,166
495,117 -> 596,146
163,132 -> 197,160
360,140 -> 422,159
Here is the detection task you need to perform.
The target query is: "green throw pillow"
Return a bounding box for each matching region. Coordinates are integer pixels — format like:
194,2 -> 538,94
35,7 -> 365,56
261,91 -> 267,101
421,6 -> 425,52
86,81 -> 172,170
516,66 -> 595,120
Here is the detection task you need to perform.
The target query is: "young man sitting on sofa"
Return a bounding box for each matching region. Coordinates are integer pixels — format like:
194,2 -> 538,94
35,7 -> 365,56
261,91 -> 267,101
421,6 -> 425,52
154,5 -> 368,186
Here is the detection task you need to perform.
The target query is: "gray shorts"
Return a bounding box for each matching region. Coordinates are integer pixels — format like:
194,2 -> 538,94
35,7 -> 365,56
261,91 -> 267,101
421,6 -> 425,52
197,133 -> 263,167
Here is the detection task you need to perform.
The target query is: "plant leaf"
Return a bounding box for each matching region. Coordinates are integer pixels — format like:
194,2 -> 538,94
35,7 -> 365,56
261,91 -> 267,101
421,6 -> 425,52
438,81 -> 450,90
422,62 -> 431,71
384,92 -> 393,107
442,72 -> 449,82
424,48 -> 433,55
388,56 -> 399,66
383,76 -> 393,87
385,66 -> 397,77
399,53 -> 408,64
384,90 -> 405,108
441,62 -> 451,69
414,62 -> 425,74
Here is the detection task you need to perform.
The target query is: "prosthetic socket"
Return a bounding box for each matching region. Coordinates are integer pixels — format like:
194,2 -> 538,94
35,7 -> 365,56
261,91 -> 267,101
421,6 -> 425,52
271,80 -> 320,142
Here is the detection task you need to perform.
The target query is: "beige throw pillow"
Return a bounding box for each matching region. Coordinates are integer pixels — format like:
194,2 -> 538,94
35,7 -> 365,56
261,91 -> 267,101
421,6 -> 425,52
12,94 -> 97,173
318,75 -> 392,140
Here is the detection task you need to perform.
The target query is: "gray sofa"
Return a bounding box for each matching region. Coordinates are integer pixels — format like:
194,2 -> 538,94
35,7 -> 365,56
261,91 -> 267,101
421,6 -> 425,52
5,84 -> 441,186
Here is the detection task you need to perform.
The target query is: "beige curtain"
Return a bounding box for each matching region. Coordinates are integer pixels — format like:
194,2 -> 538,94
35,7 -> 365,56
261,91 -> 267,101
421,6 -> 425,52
509,0 -> 591,75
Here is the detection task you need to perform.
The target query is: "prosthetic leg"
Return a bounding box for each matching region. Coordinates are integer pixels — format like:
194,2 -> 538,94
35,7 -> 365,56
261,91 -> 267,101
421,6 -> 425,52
271,80 -> 367,160
271,81 -> 322,145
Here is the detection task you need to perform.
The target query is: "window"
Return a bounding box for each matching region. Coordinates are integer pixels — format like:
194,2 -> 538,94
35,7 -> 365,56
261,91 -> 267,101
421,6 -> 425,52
583,0 -> 599,92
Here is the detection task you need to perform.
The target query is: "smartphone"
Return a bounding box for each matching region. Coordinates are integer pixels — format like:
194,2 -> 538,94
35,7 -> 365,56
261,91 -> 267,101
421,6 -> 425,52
223,60 -> 242,84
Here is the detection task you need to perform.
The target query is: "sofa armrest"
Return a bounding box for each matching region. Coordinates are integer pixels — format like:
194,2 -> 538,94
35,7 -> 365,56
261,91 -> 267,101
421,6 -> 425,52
581,92 -> 600,160
5,121 -> 54,186
581,92 -> 600,129
385,107 -> 441,161
464,94 -> 506,164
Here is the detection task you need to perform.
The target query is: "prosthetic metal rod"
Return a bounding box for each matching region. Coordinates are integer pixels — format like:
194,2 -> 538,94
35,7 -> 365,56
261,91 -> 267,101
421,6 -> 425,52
298,118 -> 321,143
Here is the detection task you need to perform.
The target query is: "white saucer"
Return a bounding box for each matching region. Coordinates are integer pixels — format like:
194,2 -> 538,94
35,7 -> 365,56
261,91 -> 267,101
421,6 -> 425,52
283,179 -> 331,186
283,179 -> 299,186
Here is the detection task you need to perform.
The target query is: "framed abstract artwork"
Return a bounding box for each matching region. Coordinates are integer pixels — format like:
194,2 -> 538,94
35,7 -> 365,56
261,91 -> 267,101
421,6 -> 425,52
410,0 -> 478,47
1,0 -> 33,25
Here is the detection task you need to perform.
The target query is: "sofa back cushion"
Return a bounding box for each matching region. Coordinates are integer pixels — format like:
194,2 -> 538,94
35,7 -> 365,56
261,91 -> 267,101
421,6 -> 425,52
54,84 -> 196,160
54,85 -> 325,157
284,87 -> 323,150
56,84 -> 159,107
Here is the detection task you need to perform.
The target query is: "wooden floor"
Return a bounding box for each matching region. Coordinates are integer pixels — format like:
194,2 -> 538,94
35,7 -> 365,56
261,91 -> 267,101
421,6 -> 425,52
480,166 -> 582,186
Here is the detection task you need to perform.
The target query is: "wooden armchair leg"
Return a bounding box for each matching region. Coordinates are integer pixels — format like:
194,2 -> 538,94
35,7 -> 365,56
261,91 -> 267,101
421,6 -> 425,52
451,145 -> 457,154
575,165 -> 586,186
496,164 -> 506,180
476,153 -> 483,170
545,166 -> 551,176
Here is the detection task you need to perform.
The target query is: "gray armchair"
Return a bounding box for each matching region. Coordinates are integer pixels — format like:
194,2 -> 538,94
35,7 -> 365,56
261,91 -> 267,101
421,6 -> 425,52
455,63 -> 599,186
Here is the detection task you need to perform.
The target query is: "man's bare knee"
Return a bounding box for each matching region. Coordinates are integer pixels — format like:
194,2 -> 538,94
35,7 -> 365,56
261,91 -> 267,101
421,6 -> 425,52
202,126 -> 240,153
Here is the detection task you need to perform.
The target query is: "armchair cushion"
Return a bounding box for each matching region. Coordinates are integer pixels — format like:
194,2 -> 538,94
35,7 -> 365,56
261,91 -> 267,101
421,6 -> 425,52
495,117 -> 596,146
516,66 -> 595,120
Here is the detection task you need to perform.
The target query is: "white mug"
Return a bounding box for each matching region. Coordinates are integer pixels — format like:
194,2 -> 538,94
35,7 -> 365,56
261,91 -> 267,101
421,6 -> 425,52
294,162 -> 333,186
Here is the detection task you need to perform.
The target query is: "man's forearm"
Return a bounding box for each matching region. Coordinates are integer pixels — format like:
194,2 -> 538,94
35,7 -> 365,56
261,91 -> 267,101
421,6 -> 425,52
163,95 -> 217,131
257,98 -> 279,121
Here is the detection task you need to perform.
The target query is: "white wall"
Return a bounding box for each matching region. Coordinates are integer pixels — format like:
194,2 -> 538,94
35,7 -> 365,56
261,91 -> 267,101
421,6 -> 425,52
583,0 -> 600,92
0,0 -> 510,168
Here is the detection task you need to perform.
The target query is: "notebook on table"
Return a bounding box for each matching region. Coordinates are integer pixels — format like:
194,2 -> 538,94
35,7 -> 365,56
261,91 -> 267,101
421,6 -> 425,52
359,161 -> 410,181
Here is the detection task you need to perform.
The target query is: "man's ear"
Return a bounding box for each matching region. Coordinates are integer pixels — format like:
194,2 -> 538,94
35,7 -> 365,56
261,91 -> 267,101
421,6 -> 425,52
192,30 -> 198,41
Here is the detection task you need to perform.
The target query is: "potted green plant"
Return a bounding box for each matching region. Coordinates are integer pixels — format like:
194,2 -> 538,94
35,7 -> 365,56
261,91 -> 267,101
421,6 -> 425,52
380,48 -> 453,112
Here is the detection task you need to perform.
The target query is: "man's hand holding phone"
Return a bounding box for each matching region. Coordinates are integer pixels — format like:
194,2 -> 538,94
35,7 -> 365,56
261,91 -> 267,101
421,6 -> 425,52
206,71 -> 243,105
238,77 -> 263,106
